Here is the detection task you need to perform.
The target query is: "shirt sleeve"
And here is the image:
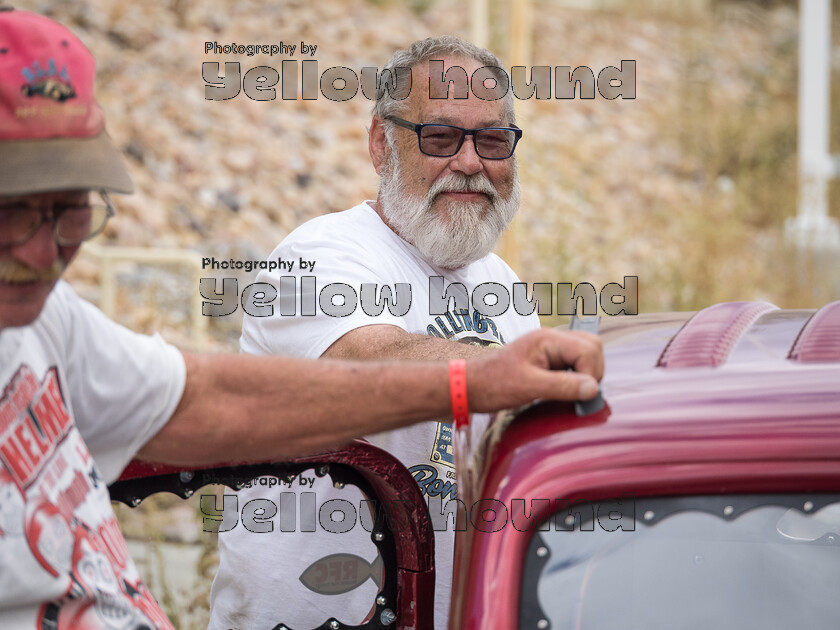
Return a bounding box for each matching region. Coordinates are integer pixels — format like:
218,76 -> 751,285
55,283 -> 187,484
241,232 -> 411,359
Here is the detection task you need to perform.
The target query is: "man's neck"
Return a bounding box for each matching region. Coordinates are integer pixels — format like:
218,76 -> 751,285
368,198 -> 386,224
369,198 -> 405,241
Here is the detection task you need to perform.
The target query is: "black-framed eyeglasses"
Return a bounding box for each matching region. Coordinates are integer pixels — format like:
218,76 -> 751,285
0,191 -> 116,247
386,116 -> 522,160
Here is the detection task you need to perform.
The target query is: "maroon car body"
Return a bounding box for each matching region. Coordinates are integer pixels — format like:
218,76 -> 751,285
112,300 -> 840,630
450,301 -> 840,630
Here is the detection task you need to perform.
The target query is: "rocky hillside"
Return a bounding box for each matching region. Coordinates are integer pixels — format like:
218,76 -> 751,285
15,0 -> 836,347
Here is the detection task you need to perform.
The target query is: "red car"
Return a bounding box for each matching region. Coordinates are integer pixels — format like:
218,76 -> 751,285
113,300 -> 840,629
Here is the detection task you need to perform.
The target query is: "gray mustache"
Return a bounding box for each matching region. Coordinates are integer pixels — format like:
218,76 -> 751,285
428,173 -> 499,200
0,260 -> 64,284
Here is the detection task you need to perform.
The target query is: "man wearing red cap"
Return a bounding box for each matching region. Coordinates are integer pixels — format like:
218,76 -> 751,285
0,8 -> 603,629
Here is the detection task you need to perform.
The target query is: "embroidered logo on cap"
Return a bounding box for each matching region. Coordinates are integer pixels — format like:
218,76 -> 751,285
20,58 -> 75,102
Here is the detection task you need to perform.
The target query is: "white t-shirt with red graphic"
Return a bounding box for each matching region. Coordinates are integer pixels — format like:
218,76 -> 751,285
0,280 -> 186,630
208,202 -> 540,630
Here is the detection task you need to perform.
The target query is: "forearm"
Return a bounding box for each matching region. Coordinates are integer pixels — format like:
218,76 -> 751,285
322,324 -> 489,361
138,329 -> 604,467
138,352 -> 452,465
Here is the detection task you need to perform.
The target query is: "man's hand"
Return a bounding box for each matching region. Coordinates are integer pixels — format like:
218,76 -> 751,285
466,329 -> 603,412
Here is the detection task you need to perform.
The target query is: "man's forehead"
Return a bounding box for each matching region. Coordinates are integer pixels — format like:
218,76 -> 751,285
403,57 -> 507,125
409,95 -> 508,127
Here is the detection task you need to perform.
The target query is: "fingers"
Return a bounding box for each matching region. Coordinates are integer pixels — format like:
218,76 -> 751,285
534,329 -> 604,382
528,329 -> 604,402
467,328 -> 605,411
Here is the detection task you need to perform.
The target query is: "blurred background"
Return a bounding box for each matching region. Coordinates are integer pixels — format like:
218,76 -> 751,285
13,0 -> 840,626
17,0 -> 840,351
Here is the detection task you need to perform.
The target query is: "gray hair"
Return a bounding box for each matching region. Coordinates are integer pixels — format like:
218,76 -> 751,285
372,35 -> 516,126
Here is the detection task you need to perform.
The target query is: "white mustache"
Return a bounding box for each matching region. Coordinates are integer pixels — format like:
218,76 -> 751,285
428,173 -> 500,203
0,259 -> 64,284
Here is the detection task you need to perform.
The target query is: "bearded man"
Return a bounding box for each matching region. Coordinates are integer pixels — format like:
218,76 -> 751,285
208,37 -> 543,630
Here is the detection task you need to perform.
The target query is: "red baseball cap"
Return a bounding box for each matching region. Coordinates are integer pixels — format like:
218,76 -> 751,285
0,7 -> 132,195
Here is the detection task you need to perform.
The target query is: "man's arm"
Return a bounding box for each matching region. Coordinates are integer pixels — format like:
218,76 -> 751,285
322,324 -> 489,361
137,328 -> 602,466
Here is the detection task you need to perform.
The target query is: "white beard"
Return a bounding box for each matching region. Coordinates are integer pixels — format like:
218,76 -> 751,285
379,157 -> 520,270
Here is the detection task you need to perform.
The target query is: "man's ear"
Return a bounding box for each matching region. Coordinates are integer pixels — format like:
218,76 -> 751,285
369,116 -> 389,175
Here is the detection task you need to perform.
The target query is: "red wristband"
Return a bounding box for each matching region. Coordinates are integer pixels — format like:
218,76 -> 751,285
449,359 -> 469,427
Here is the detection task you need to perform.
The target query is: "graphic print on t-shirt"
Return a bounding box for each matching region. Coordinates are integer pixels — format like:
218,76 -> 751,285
425,308 -> 506,345
406,311 -> 508,504
0,364 -> 172,630
426,309 -> 504,476
430,422 -> 455,469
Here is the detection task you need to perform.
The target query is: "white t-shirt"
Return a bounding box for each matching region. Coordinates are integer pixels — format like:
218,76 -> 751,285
0,281 -> 186,629
209,202 -> 539,630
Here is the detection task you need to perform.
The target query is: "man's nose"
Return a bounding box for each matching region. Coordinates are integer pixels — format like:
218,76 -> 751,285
11,222 -> 59,270
448,135 -> 484,175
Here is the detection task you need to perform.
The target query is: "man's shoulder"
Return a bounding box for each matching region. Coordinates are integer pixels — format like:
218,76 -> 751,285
282,202 -> 385,246
460,252 -> 522,282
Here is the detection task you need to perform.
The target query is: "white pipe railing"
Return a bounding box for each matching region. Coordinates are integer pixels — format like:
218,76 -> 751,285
84,243 -> 207,350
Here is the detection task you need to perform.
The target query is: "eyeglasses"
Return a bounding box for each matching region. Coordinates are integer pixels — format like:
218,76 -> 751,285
386,116 -> 522,160
0,191 -> 116,247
